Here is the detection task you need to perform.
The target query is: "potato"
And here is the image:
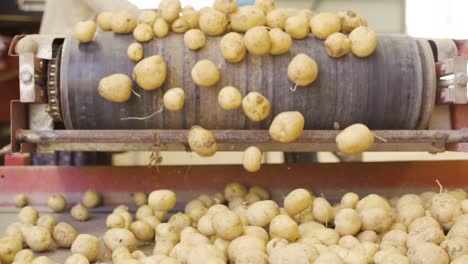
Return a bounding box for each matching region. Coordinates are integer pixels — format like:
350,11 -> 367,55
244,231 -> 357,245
390,222 -> 407,232
156,223 -> 180,245
313,197 -> 334,224
224,183 -> 247,201
13,249 -> 35,262
183,29 -> 206,51
187,126 -> 218,157
324,32 -> 351,58
360,207 -> 392,232
82,189 -> 100,208
0,236 -> 22,264
243,226 -> 269,243
142,216 -> 161,231
31,256 -> 56,264
197,214 -> 216,236
182,7 -> 199,29
340,192 -> 359,209
382,230 -> 407,244
197,194 -> 214,208
448,189 -> 467,201
74,21 -> 96,43
299,221 -> 325,237
18,206 -> 38,225
37,214 -> 57,233
269,243 -> 318,264
71,204 -> 89,221
97,12 -> 113,31
269,111 -> 305,143
112,12 -> 137,34
172,17 -> 190,33
397,203 -> 425,226
249,186 -> 270,201
135,205 -> 153,221
336,123 -> 374,154
133,24 -> 153,42
159,0 -> 181,23
228,235 -> 266,262
104,228 -> 137,251
243,26 -> 270,55
5,222 -> 25,246
168,213 -> 191,233
269,28 -> 292,55
133,55 -> 167,91
269,215 -> 299,242
266,9 -> 287,30
338,235 -> 360,250
245,192 -> 261,205
285,15 -> 309,39
138,10 -> 158,26
187,244 -> 226,264
47,194 -> 66,212
191,60 -> 220,87
153,18 -> 169,38
219,33 -> 246,63
440,237 -> 468,260
349,26 -> 378,58
52,222 -> 78,248
452,255 -> 468,264
242,146 -> 263,173
98,73 -> 133,103
430,193 -> 461,224
218,86 -> 242,110
148,190 -> 176,211
213,0 -> 237,14
15,36 -> 37,54
199,8 -> 227,36
408,216 -> 441,233
153,240 -> 174,256
213,210 -> 244,240
407,242 -> 449,264
163,88 -> 185,112
119,211 -> 134,229
314,251 -> 344,264
14,194 -> 28,208
310,12 -> 341,40
186,199 -> 206,214
287,53 -> 318,87
169,242 -> 193,263
126,42 -> 144,62
334,208 -> 362,236
307,228 -> 340,246
397,194 -> 422,209
154,210 -> 168,222
230,6 -> 266,32
462,200 -> 468,214
283,188 -> 312,216
130,221 -> 155,241
25,226 -> 52,252
65,254 -> 89,264
337,10 -> 367,34
130,192 -> 147,207
212,193 -> 226,205
232,204 -> 249,226
242,92 -> 271,122
113,204 -> 129,214
407,226 -> 445,249
255,0 -> 275,13
266,238 -> 288,255
70,234 -> 99,262
229,197 -> 245,210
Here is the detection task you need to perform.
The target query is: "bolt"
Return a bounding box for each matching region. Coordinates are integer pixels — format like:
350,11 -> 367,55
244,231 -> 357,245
20,71 -> 33,84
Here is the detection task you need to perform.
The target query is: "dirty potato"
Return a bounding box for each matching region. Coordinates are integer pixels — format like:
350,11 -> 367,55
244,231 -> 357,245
269,111 -> 305,143
133,23 -> 153,42
338,10 -> 367,34
287,53 -> 319,86
325,32 -> 351,58
53,222 -> 78,248
242,92 -> 271,122
98,73 -> 132,103
199,8 -> 228,36
188,126 -> 218,157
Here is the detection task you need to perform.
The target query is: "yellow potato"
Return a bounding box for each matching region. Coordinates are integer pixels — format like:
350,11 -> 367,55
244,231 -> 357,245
228,235 -> 266,263
349,26 -> 378,58
133,23 -> 153,42
242,92 -> 271,122
148,190 -> 176,211
191,60 -> 220,87
199,8 -> 227,36
130,221 -> 155,241
230,6 -> 266,32
244,26 -> 271,55
269,243 -> 318,264
360,208 -> 392,233
25,226 -> 52,252
133,192 -> 148,207
338,10 -> 368,34
156,223 -> 180,245
310,12 -> 341,40
153,240 -> 174,256
198,214 -> 216,236
269,111 -> 305,143
243,146 -> 262,173
285,15 -> 309,39
74,21 -> 96,43
142,215 -> 161,230
266,9 -> 288,30
64,254 -> 90,264
82,189 -> 101,208
220,32 -> 246,63
47,194 -> 67,212
71,234 -> 99,262
287,53 -> 318,86
103,228 -> 137,251
184,29 -> 206,50
214,0 -> 237,14
269,28 -> 292,55
325,32 -> 351,58
407,242 -> 449,264
168,213 -> 191,233
334,208 -> 362,235
341,192 -> 359,209
153,18 -> 169,38
255,0 -> 275,13
298,9 -> 316,21
159,0 -> 182,23
187,126 -> 218,157
53,222 -> 78,248
270,215 -> 299,242
127,42 -> 144,62
138,10 -> 158,26
18,206 -> 38,225
213,211 -> 244,240
312,197 -> 334,224
13,194 -> 28,208
106,214 -> 125,229
172,17 -> 190,33
31,256 -> 56,264
98,73 -> 132,103
163,88 -> 185,111
112,12 -> 137,34
0,236 -> 22,264
71,204 -> 89,221
37,214 -> 57,233
182,7 -> 199,29
133,55 -> 167,90
97,12 -> 113,31
218,86 -> 242,110
13,249 -> 35,262
284,188 -> 312,216
336,123 -> 374,154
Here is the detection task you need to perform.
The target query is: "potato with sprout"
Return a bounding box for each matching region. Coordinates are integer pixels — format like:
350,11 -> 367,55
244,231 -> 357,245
269,111 -> 304,143
98,73 -> 132,103
242,92 -> 271,122
188,126 -> 218,157
74,21 -> 96,43
349,26 -> 378,58
310,13 -> 341,40
243,146 -> 262,173
133,55 -> 167,90
336,123 -> 374,154
288,53 -> 319,86
269,28 -> 292,55
325,32 -> 351,58
220,32 -> 246,63
184,29 -> 206,50
218,86 -> 242,110
244,26 -> 271,55
191,59 -> 220,87
163,88 -> 185,112
112,12 -> 137,34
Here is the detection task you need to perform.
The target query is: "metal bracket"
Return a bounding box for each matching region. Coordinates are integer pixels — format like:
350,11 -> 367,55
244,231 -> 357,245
437,56 -> 468,104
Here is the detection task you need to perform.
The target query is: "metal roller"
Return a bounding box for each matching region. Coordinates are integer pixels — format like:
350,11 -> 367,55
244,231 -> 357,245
57,32 -> 435,130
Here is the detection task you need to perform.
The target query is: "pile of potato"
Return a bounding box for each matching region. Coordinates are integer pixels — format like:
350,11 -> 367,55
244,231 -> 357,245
2,184 -> 468,263
71,0 -> 380,170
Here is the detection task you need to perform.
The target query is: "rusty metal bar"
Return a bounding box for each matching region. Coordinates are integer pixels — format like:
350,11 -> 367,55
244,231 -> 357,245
15,129 -> 468,153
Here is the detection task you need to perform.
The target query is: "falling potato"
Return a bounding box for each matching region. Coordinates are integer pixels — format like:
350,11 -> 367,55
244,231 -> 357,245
269,111 -> 305,143
335,123 -> 374,154
188,126 -> 218,157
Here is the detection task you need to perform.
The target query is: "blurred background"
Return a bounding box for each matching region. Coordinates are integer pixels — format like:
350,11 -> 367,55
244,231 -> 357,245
1,0 -> 468,165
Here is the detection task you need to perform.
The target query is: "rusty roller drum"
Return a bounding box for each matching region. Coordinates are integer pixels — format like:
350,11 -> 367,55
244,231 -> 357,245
59,32 -> 435,130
